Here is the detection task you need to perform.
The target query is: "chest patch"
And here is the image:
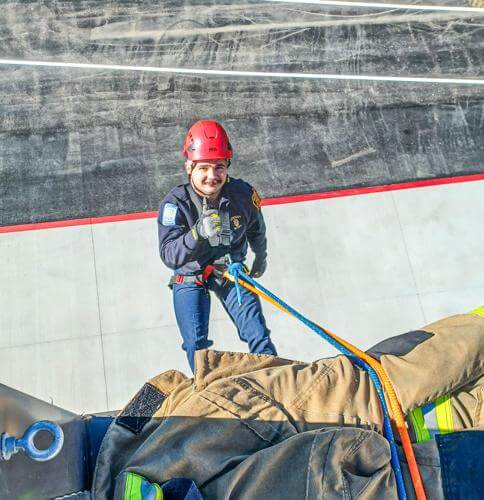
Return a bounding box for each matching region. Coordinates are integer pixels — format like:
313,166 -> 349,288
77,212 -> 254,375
231,215 -> 243,229
162,203 -> 178,226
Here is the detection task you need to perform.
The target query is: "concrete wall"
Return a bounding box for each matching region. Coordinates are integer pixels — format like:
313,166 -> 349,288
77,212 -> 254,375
1,0 -> 483,415
1,180 -> 483,413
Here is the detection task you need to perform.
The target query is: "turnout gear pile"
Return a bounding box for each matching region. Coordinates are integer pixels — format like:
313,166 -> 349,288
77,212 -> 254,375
92,311 -> 484,499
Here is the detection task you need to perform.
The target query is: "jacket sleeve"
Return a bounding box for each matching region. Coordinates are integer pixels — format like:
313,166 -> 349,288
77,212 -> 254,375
246,186 -> 267,259
157,196 -> 206,270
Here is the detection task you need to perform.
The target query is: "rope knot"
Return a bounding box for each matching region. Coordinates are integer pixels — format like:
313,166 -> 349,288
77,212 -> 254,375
227,262 -> 245,305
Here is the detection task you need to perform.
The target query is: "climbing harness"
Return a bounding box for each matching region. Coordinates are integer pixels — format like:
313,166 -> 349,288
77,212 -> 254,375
169,254 -> 249,290
168,257 -> 227,288
225,264 -> 427,500
1,420 -> 64,462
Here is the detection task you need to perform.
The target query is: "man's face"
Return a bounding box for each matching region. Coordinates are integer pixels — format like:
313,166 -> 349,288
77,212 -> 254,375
186,160 -> 228,198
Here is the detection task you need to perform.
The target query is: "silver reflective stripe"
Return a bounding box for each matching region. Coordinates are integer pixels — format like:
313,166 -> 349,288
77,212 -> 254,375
409,394 -> 455,443
421,402 -> 439,439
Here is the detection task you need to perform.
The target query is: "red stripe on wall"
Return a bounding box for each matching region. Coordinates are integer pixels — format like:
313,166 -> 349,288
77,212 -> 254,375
1,173 -> 483,234
0,211 -> 159,234
262,173 -> 484,206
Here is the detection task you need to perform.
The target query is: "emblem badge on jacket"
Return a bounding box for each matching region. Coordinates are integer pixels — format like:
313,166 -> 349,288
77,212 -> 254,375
231,215 -> 242,230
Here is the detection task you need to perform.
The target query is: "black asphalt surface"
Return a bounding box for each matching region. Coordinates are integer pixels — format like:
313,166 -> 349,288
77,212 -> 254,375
1,1 -> 483,225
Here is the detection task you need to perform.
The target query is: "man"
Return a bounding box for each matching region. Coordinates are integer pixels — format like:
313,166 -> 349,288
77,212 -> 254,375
158,120 -> 277,372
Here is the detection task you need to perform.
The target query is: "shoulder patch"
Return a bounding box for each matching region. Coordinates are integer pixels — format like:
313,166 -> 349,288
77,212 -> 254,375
162,203 -> 178,226
251,188 -> 261,210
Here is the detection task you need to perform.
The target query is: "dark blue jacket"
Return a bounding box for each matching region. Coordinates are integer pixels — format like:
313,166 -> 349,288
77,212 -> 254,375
158,177 -> 267,275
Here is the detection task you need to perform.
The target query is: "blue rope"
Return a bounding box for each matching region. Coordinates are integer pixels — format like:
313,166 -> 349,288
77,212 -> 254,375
226,266 -> 407,500
227,262 -> 244,305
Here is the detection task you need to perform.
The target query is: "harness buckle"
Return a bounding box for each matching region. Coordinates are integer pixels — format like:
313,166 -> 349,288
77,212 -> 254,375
169,257 -> 230,289
219,229 -> 232,247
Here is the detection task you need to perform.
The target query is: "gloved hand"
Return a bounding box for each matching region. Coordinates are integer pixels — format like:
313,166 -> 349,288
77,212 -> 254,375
195,198 -> 222,239
250,255 -> 267,278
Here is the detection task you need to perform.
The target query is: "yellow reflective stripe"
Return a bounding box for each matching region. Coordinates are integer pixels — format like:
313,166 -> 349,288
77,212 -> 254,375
469,306 -> 484,318
409,406 -> 431,443
435,394 -> 454,434
124,473 -> 142,500
410,395 -> 454,443
124,472 -> 164,500
154,482 -> 164,500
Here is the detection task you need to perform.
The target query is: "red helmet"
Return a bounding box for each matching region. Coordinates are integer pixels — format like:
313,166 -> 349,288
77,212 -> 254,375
182,120 -> 233,161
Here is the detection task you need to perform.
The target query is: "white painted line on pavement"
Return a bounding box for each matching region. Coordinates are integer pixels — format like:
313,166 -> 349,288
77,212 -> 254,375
1,59 -> 483,85
264,0 -> 484,13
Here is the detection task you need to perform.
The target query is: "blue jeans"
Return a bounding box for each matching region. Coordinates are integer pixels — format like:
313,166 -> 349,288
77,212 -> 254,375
173,278 -> 277,372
